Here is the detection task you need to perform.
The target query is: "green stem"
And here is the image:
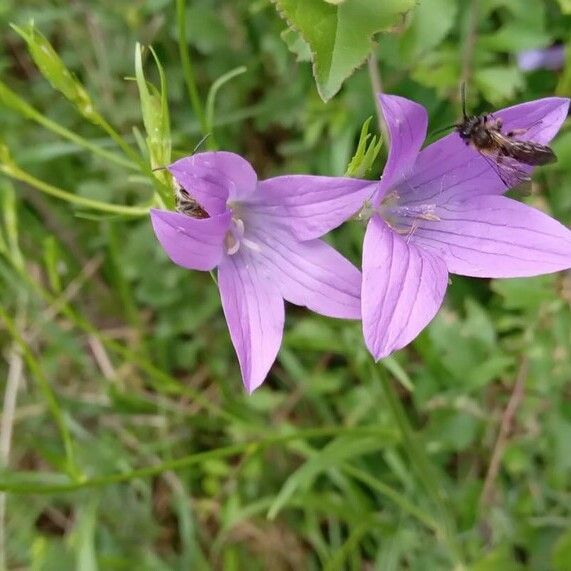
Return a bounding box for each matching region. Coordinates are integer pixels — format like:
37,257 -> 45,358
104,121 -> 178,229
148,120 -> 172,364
3,257 -> 239,424
0,425 -> 396,494
0,82 -> 136,170
95,115 -> 147,169
342,465 -> 440,533
0,164 -> 151,216
205,66 -> 247,150
176,0 -> 208,137
375,364 -> 467,570
0,308 -> 81,481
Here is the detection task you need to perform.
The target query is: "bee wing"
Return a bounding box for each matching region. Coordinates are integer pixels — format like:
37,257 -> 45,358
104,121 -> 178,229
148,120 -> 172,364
511,143 -> 556,166
488,115 -> 557,165
478,149 -> 531,190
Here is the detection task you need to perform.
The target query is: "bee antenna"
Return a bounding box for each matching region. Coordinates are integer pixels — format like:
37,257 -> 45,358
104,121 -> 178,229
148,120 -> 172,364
193,133 -> 211,154
460,82 -> 468,119
152,166 -> 167,172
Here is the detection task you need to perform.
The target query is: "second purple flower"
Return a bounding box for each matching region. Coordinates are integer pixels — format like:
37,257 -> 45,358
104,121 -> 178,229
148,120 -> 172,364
361,94 -> 571,361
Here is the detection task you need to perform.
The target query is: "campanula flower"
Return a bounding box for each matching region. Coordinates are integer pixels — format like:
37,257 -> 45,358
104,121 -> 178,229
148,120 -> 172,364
517,45 -> 565,72
150,152 -> 376,392
361,94 -> 571,360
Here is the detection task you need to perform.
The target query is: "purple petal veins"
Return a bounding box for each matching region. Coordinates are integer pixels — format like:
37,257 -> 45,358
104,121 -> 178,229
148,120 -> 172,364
152,151 -> 368,391
361,94 -> 571,361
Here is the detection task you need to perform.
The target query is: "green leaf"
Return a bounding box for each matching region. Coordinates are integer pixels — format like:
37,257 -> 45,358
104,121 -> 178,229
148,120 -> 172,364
474,65 -> 524,106
555,0 -> 571,13
345,116 -> 382,178
280,28 -> 312,62
11,22 -> 96,122
267,433 -> 397,519
552,527 -> 571,571
399,0 -> 458,60
273,0 -> 417,101
134,43 -> 173,208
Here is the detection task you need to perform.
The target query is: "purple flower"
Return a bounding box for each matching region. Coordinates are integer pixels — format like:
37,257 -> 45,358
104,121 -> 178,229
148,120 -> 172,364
517,45 -> 566,72
362,94 -> 570,360
150,152 -> 376,392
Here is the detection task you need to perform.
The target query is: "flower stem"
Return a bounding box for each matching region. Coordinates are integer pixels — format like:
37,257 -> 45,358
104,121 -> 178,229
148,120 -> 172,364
0,81 -> 137,170
176,0 -> 208,138
0,162 -> 151,216
0,425 -> 397,494
375,364 -> 467,570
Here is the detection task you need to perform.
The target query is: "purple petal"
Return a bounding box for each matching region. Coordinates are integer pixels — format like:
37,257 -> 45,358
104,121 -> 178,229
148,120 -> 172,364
218,252 -> 284,393
376,94 -> 428,205
251,229 -> 362,318
249,176 -> 376,241
518,46 -> 565,72
150,208 -> 231,271
404,98 -> 570,204
411,195 -> 571,277
362,215 -> 448,360
168,152 -> 258,215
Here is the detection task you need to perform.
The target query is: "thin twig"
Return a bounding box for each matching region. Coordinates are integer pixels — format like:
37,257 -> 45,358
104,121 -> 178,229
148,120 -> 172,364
0,303 -> 26,571
176,0 -> 208,137
87,335 -> 116,380
367,54 -> 389,144
480,357 -> 528,509
461,0 -> 480,92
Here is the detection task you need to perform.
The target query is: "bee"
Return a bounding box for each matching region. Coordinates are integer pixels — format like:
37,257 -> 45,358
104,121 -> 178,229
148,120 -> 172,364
455,85 -> 557,188
174,183 -> 209,219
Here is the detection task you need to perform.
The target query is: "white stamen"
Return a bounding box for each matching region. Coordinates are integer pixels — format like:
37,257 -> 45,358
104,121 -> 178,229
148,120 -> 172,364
242,238 -> 261,253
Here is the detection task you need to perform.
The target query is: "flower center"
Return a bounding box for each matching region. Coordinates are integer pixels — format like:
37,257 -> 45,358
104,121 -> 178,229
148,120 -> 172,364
223,205 -> 261,256
378,190 -> 439,239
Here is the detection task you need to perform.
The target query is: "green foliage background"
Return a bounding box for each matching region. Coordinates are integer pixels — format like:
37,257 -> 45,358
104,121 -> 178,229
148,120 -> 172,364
1,0 -> 571,569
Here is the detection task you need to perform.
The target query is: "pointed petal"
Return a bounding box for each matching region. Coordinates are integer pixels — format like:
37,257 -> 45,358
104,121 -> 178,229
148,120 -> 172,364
150,208 -> 230,271
404,97 -> 570,204
218,253 -> 284,393
250,176 -> 376,241
411,195 -> 571,278
168,152 -> 257,215
376,94 -> 428,204
362,215 -> 448,360
251,229 -> 362,318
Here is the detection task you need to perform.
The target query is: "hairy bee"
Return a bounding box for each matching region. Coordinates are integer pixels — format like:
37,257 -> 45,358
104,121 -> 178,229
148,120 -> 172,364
455,85 -> 557,188
174,183 -> 209,219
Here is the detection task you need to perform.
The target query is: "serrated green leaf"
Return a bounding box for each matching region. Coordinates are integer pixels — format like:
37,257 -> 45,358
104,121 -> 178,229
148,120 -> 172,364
280,28 -> 312,62
273,0 -> 417,101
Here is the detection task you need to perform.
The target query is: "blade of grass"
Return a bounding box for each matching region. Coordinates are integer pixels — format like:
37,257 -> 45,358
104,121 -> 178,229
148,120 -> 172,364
0,308 -> 82,481
0,81 -> 137,171
0,156 -> 152,216
176,0 -> 208,138
373,364 -> 467,570
205,66 -> 247,150
0,425 -> 398,494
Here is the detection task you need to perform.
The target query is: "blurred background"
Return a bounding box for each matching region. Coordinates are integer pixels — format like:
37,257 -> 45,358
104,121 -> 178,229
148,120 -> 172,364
1,0 -> 571,569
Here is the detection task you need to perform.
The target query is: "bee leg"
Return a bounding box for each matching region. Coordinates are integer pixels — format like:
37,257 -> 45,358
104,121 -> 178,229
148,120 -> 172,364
487,115 -> 502,130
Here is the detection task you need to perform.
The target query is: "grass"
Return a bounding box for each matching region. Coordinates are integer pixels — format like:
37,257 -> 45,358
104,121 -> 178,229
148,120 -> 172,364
1,0 -> 571,569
